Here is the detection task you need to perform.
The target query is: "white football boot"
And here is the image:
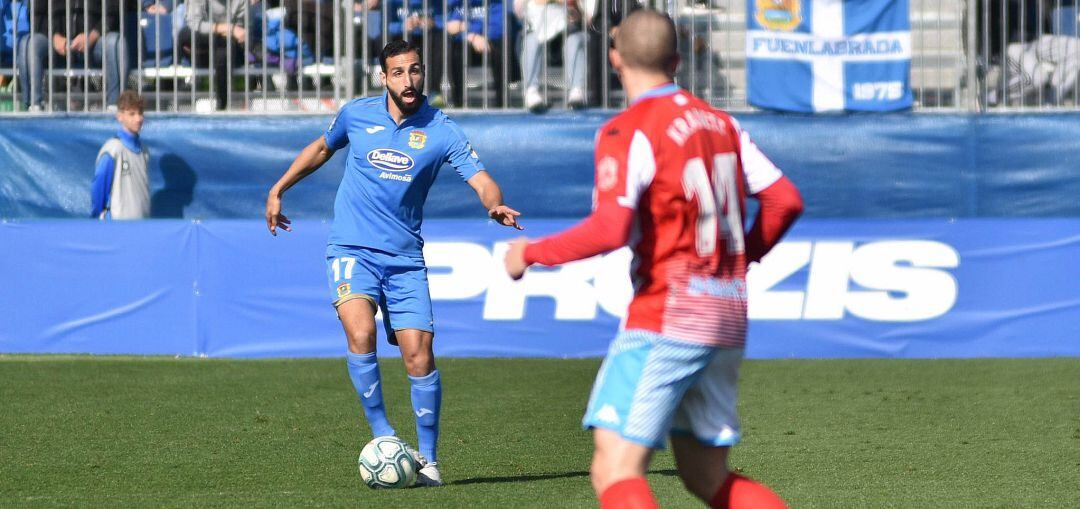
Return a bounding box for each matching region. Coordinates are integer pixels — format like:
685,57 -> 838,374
405,445 -> 444,487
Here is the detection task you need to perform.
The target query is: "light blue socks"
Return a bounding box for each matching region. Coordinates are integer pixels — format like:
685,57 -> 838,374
409,369 -> 442,462
346,351 -> 396,438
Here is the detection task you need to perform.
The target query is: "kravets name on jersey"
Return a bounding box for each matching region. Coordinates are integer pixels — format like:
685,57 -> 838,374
325,94 -> 485,255
591,85 -> 783,347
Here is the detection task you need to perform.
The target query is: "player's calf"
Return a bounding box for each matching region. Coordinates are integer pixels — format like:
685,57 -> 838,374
709,473 -> 786,509
591,429 -> 656,504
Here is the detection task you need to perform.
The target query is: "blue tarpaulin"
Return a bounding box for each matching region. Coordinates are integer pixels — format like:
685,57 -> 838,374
1,219 -> 1077,358
2,113 -> 1079,358
3,113 -> 1080,220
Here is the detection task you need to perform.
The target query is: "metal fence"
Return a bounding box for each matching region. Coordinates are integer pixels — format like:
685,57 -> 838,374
1,0 -> 1078,114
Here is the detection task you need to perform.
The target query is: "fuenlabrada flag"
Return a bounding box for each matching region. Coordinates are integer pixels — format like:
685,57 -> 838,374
747,0 -> 913,112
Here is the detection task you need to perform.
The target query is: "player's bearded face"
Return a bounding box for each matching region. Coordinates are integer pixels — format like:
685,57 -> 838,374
383,52 -> 425,114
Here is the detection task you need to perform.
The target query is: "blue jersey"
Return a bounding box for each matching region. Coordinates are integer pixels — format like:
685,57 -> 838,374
324,94 -> 485,255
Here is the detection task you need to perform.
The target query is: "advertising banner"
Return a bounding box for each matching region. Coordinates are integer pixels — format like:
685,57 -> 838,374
2,219 -> 1077,358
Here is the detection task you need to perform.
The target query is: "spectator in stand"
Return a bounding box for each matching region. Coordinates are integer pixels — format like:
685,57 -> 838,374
1,0 -> 28,88
361,0 -> 447,104
514,0 -> 586,112
284,0 -> 335,62
92,91 -> 151,220
20,0 -> 128,110
999,34 -> 1080,105
446,0 -> 521,108
180,0 -> 261,110
582,0 -> 639,108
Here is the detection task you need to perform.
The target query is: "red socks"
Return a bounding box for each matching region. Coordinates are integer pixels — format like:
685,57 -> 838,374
599,477 -> 659,509
710,473 -> 787,509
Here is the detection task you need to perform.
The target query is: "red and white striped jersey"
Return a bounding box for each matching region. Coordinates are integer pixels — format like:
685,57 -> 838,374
525,84 -> 796,348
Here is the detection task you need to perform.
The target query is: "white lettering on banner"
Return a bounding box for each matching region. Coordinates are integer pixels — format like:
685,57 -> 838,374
483,243 -> 607,320
852,81 -> 904,101
746,30 -> 912,63
747,241 -> 960,321
424,242 -> 492,300
421,240 -> 959,323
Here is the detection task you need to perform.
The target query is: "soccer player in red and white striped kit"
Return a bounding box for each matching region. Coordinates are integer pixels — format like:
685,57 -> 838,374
504,9 -> 803,509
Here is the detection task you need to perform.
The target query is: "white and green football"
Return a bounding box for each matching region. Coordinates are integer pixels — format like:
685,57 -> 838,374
357,436 -> 418,489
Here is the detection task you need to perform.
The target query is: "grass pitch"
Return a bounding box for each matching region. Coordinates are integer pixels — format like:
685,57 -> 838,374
1,356 -> 1078,507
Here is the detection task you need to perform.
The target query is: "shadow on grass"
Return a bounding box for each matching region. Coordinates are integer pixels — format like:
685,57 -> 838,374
450,469 -> 679,486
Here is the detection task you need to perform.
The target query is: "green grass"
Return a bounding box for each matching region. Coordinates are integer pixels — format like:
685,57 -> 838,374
1,356 -> 1078,507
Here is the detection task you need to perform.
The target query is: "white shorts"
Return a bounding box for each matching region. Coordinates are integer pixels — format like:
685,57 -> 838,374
582,329 -> 743,449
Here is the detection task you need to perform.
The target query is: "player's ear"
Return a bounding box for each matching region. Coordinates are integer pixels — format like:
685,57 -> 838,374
609,46 -> 623,73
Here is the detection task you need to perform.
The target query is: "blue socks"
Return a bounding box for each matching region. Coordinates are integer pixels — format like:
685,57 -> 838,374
346,351 -> 396,438
346,351 -> 441,461
409,369 -> 442,463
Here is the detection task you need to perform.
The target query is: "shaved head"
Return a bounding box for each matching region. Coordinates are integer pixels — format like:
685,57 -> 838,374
613,9 -> 678,73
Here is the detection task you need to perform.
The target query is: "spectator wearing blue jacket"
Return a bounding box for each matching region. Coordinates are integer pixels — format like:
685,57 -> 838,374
446,0 -> 520,108
1,0 -> 28,74
360,0 -> 447,102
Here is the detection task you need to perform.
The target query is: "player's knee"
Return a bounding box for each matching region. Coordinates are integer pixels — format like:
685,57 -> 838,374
401,349 -> 434,376
343,323 -> 377,352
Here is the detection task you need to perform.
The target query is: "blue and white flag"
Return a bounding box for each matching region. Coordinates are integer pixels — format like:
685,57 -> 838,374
746,0 -> 912,112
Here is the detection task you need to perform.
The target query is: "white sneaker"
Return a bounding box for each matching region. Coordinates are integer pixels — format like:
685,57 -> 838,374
568,87 -> 586,110
403,445 -> 443,487
416,462 -> 443,487
524,86 -> 544,113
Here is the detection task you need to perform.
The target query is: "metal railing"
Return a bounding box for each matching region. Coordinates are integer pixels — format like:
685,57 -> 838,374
0,0 -> 1077,114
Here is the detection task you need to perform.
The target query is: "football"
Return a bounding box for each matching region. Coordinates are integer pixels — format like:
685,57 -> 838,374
357,436 -> 418,489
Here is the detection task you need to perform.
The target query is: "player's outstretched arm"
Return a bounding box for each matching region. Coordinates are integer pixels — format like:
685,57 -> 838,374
467,170 -> 523,230
745,175 -> 803,263
266,136 -> 337,236
504,205 -> 634,280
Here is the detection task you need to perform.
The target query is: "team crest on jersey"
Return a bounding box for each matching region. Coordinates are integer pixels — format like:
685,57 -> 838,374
337,283 -> 351,298
755,0 -> 801,32
408,130 -> 427,149
597,157 -> 619,192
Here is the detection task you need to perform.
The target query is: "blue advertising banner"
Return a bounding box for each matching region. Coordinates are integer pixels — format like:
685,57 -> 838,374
1,219 -> 1078,359
747,0 -> 913,112
6,113 -> 1080,220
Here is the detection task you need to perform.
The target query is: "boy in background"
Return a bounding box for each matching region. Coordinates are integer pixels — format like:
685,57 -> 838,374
92,91 -> 151,220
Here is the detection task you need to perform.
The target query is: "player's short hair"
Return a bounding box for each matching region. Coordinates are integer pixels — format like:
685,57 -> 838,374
380,40 -> 423,71
116,90 -> 145,113
614,9 -> 678,73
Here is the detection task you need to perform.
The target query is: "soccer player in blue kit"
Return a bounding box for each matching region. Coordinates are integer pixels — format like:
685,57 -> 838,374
265,39 -> 523,487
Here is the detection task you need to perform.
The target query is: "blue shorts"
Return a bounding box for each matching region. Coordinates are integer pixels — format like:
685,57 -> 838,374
325,245 -> 434,338
583,330 -> 743,449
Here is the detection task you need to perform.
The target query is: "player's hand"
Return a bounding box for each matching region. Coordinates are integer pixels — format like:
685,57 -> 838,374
504,238 -> 529,280
265,194 -> 292,236
489,205 -> 523,230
